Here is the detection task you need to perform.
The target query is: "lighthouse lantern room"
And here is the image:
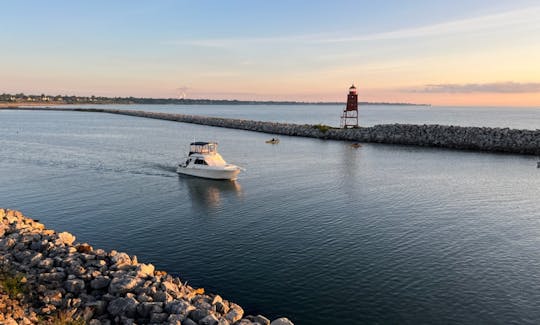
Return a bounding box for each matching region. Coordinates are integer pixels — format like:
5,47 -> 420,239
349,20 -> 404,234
340,84 -> 359,128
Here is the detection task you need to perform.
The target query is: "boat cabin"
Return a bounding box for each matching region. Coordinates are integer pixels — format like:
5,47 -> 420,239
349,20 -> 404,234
183,141 -> 227,167
189,142 -> 217,155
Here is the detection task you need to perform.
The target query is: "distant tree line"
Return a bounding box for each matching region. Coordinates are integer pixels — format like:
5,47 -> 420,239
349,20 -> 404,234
0,93 -> 428,106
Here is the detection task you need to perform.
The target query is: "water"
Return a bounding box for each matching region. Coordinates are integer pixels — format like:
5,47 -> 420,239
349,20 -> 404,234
1,107 -> 540,324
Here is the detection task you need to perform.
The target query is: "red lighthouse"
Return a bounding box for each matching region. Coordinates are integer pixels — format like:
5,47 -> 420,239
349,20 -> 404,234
340,84 -> 359,128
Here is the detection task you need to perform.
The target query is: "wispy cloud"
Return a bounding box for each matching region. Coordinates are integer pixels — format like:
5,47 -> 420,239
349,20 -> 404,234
408,82 -> 540,93
164,6 -> 540,47
316,6 -> 540,43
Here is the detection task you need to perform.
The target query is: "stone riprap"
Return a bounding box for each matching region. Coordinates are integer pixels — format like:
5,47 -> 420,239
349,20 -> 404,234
6,107 -> 540,155
0,208 -> 294,325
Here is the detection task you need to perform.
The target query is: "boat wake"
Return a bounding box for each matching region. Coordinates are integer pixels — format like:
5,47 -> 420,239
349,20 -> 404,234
3,157 -> 178,178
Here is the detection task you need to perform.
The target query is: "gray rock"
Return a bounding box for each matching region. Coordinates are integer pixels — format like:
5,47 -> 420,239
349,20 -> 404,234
43,290 -> 63,307
91,276 -> 111,290
111,252 -> 131,267
38,258 -> 54,269
149,312 -> 169,323
236,320 -> 254,325
153,290 -> 173,303
215,301 -> 229,314
200,314 -> 219,325
247,315 -> 270,325
216,318 -> 230,325
164,300 -> 194,314
109,276 -> 141,295
39,271 -> 66,283
107,297 -> 138,318
190,308 -> 211,322
270,318 -> 294,325
136,302 -> 163,318
65,278 -> 85,294
119,316 -> 135,325
182,318 -> 198,325
161,280 -> 181,296
166,314 -> 184,325
85,300 -> 108,316
136,293 -> 152,303
211,295 -> 223,305
224,304 -> 243,324
69,264 -> 86,277
193,300 -> 212,310
29,252 -> 43,266
134,263 -> 154,278
56,231 -> 76,245
0,237 -> 15,250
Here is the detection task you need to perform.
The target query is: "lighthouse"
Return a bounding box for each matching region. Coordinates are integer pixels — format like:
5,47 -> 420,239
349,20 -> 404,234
340,84 -> 359,128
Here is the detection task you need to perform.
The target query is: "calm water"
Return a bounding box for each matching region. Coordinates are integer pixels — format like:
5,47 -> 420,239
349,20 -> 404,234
1,107 -> 540,324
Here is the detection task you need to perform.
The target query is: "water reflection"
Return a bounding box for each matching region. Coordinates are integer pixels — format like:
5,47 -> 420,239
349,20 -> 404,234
180,176 -> 243,210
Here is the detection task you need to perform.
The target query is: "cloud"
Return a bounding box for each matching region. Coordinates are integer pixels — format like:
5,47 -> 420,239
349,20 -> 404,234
408,82 -> 540,93
164,6 -> 540,47
315,6 -> 540,43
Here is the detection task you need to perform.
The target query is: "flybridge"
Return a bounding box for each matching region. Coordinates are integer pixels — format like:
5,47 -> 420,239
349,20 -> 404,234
189,142 -> 217,155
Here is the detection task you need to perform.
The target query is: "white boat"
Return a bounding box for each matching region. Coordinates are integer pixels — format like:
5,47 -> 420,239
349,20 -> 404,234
177,142 -> 242,180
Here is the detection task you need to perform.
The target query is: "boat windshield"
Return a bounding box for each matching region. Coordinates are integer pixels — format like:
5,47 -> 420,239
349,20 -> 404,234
189,142 -> 217,155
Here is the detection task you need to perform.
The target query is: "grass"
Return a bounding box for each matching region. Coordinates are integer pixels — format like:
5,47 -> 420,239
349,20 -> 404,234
40,310 -> 85,325
0,268 -> 85,325
312,123 -> 332,133
0,269 -> 27,299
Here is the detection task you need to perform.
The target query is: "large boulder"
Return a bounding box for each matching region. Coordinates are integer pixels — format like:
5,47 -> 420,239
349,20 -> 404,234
56,232 -> 76,246
107,297 -> 138,318
270,318 -> 294,325
200,314 -> 219,325
134,263 -> 154,278
65,279 -> 85,294
109,276 -> 141,295
90,276 -> 111,290
164,300 -> 194,315
247,315 -> 270,325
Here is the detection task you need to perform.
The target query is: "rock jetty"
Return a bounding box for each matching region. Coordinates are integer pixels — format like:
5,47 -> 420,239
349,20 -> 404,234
0,208 -> 294,325
5,107 -> 540,155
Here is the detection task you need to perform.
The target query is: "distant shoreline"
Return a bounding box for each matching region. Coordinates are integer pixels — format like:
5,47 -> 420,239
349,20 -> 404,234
0,96 -> 430,107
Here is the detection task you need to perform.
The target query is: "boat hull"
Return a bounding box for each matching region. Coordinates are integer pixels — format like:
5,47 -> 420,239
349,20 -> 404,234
176,166 -> 241,180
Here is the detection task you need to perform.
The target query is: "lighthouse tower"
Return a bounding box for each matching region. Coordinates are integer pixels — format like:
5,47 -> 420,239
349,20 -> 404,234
340,84 -> 359,128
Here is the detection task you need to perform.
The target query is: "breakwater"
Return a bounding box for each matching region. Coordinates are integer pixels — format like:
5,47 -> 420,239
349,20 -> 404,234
0,208 -> 294,325
7,107 -> 540,155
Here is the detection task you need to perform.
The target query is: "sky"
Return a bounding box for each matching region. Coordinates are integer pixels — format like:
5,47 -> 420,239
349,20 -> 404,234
1,1 -> 540,106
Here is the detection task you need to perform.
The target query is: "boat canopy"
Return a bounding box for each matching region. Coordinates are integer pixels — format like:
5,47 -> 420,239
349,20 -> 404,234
189,142 -> 217,155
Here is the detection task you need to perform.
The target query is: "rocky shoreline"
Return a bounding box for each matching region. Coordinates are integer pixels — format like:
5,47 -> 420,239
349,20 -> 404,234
4,107 -> 540,155
0,208 -> 293,325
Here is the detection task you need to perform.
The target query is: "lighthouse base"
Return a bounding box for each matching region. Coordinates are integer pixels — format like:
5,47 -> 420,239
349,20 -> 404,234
340,110 -> 358,128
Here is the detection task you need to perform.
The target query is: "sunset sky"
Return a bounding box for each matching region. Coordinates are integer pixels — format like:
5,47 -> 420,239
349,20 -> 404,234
1,1 -> 540,106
